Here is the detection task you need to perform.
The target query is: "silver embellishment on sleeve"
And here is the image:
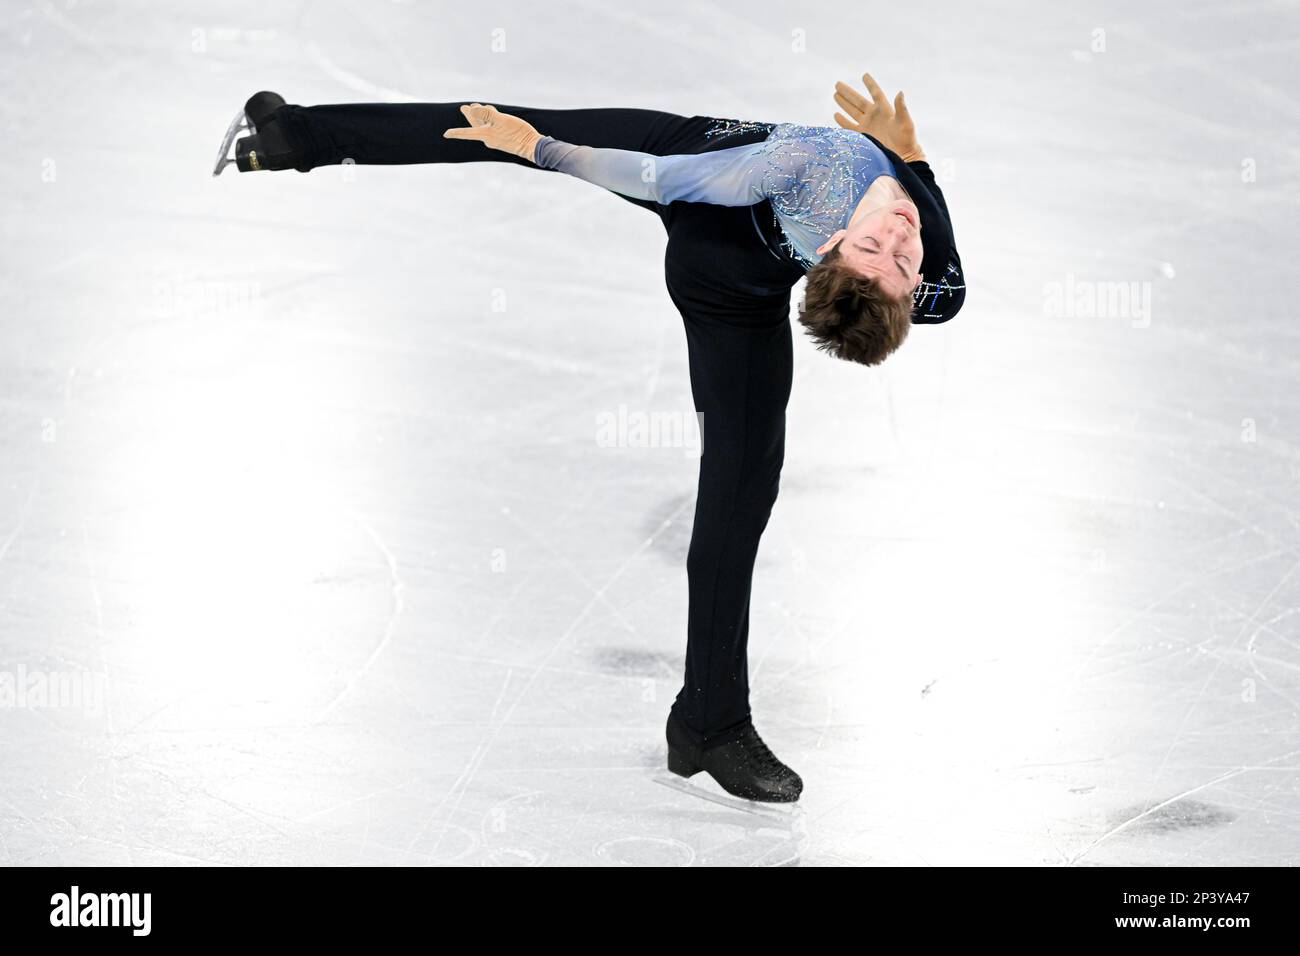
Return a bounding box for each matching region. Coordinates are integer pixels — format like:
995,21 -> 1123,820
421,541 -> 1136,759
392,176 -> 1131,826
703,117 -> 776,140
913,263 -> 966,319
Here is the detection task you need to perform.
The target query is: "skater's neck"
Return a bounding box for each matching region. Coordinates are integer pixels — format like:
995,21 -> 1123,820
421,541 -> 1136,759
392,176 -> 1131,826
848,176 -> 913,227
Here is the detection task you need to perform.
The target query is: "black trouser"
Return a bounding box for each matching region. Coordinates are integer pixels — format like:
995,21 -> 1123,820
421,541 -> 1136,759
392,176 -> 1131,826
278,101 -> 800,747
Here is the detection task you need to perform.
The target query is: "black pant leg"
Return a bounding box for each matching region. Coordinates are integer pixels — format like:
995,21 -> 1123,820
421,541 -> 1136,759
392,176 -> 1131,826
670,307 -> 793,744
277,101 -> 703,170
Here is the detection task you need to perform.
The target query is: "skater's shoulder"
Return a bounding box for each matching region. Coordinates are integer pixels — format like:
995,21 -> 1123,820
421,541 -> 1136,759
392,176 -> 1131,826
761,123 -> 895,174
767,122 -> 873,147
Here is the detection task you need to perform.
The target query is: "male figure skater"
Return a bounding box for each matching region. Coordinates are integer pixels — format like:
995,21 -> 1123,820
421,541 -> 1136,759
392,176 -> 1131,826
213,74 -> 965,803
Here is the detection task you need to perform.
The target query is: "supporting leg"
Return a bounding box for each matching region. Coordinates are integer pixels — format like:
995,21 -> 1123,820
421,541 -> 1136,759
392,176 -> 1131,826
670,301 -> 794,746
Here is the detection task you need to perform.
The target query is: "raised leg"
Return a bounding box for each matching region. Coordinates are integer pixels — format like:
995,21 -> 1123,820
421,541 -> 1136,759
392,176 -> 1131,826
276,101 -> 717,171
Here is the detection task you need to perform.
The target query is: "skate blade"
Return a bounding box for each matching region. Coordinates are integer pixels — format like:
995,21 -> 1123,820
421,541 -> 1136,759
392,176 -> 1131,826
651,772 -> 807,824
211,109 -> 249,177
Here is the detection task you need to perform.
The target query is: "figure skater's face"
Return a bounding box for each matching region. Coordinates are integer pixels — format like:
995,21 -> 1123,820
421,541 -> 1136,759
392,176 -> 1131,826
818,198 -> 923,299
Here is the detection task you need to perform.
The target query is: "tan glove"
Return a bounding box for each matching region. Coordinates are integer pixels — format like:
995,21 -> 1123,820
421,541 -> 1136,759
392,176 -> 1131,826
442,103 -> 543,160
832,73 -> 925,163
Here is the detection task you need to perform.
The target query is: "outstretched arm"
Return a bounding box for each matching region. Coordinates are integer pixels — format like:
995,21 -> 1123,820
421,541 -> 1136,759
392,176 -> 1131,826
532,136 -> 766,205
443,102 -> 768,206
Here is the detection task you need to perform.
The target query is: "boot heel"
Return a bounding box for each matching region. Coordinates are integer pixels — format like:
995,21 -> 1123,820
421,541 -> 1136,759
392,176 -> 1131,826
667,746 -> 699,778
236,136 -> 264,172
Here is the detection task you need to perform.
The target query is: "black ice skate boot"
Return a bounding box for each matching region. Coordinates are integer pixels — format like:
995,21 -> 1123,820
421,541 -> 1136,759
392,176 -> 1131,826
666,711 -> 803,803
212,91 -> 302,176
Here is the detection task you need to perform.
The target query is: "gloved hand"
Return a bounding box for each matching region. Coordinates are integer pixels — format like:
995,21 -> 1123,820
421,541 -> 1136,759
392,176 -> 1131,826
831,73 -> 926,163
442,103 -> 544,161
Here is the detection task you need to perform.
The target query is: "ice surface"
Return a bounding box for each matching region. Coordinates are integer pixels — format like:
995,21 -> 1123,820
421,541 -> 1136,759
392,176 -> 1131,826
1,0 -> 1297,865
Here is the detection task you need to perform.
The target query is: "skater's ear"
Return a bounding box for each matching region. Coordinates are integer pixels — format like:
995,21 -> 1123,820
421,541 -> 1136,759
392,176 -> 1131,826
816,231 -> 847,257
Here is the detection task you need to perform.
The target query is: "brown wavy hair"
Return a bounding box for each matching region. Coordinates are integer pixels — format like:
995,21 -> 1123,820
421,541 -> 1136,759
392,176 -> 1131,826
797,243 -> 913,366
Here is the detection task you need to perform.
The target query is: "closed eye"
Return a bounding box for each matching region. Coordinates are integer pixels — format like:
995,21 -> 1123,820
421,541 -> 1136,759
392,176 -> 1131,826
857,240 -> 910,280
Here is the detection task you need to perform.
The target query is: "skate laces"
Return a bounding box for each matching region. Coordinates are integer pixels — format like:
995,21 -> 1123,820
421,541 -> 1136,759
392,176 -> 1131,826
741,726 -> 786,776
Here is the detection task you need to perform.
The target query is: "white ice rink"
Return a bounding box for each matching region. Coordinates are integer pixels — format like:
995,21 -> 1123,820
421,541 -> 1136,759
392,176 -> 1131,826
2,0 -> 1298,866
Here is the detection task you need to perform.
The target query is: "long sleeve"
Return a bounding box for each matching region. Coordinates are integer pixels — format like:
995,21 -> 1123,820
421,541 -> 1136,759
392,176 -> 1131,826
904,160 -> 965,324
533,135 -> 770,206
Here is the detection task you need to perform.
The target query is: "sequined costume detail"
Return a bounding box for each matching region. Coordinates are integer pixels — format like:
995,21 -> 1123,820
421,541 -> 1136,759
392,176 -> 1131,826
534,122 -> 897,269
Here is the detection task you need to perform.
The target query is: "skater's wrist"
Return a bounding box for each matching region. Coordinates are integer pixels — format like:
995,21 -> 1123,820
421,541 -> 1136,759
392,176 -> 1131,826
520,130 -> 544,162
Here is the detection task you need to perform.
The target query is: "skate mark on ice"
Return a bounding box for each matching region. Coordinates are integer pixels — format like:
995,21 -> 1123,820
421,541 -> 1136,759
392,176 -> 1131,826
642,494 -> 692,563
1142,555 -> 1300,807
315,512 -> 406,724
593,835 -> 695,866
408,495 -> 695,861
405,663 -> 518,859
651,775 -> 808,865
37,0 -> 120,64
0,473 -> 37,568
1073,544 -> 1294,678
588,646 -> 677,679
502,504 -> 642,638
1069,746 -> 1300,864
304,41 -> 418,102
1108,798 -> 1235,836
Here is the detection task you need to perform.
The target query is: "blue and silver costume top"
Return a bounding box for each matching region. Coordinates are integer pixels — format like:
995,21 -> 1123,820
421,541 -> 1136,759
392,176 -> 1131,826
533,123 -> 898,269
